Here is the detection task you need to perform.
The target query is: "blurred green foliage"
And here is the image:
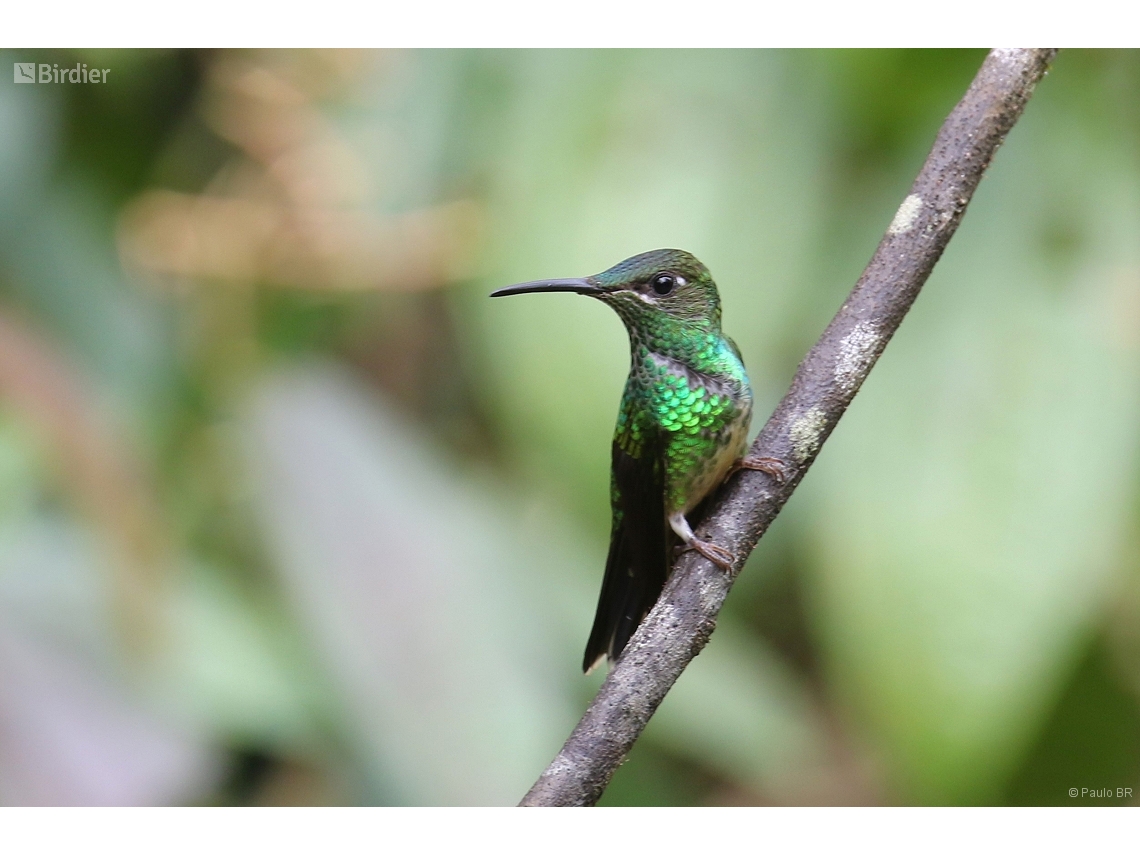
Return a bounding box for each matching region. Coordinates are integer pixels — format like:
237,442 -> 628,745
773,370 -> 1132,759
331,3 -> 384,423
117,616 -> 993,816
0,48 -> 1137,806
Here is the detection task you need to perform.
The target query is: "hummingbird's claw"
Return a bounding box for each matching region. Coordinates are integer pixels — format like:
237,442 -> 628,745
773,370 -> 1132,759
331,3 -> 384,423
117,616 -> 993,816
731,455 -> 788,484
683,537 -> 735,571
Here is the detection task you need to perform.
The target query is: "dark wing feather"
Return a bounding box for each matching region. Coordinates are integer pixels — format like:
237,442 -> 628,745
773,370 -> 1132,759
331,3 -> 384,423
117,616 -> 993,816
582,434 -> 670,672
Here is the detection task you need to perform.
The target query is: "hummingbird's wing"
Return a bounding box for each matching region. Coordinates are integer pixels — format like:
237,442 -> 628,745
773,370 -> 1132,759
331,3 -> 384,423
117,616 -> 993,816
582,433 -> 670,672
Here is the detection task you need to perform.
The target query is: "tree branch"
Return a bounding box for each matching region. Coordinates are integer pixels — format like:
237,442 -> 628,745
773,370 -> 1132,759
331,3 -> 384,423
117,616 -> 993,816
519,48 -> 1060,807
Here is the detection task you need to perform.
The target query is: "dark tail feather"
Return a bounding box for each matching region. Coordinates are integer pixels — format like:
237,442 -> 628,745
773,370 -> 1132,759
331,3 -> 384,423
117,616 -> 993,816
583,439 -> 669,673
582,523 -> 671,673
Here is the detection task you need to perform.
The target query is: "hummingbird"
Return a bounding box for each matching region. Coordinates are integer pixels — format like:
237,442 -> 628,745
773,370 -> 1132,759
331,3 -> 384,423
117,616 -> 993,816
492,249 -> 785,672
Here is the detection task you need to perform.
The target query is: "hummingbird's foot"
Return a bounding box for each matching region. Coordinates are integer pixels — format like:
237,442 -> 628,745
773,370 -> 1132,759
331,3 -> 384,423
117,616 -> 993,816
730,455 -> 788,484
668,511 -> 736,571
683,537 -> 735,571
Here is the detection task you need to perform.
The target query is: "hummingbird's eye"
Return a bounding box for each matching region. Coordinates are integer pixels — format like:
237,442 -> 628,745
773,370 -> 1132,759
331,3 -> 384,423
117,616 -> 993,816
651,274 -> 676,296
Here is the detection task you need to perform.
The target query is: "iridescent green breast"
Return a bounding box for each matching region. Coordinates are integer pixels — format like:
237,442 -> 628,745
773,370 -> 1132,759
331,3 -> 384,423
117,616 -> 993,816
614,337 -> 753,516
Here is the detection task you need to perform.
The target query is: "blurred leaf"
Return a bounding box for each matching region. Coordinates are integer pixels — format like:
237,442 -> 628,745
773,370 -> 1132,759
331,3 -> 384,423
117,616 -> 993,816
0,57 -> 177,420
1004,639 -> 1140,805
0,624 -> 217,806
0,517 -> 219,806
243,362 -> 581,804
156,562 -> 328,751
0,68 -> 61,224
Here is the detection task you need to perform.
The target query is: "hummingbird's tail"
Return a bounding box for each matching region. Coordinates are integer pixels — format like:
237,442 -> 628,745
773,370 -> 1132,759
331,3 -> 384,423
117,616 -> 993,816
583,443 -> 671,673
582,539 -> 670,673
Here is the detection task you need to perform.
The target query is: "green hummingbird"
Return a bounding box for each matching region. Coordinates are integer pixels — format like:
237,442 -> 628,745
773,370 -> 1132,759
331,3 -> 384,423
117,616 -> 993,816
492,249 -> 785,672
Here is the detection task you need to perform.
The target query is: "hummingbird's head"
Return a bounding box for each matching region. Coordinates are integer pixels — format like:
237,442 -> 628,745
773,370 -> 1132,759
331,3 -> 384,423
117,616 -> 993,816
491,249 -> 722,333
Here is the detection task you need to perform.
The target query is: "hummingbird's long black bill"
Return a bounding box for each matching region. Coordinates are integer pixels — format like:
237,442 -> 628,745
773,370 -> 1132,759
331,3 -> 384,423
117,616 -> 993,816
490,278 -> 601,298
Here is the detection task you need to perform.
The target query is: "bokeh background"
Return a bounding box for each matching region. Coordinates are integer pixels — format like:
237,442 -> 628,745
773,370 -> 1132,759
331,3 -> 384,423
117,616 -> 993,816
0,48 -> 1137,806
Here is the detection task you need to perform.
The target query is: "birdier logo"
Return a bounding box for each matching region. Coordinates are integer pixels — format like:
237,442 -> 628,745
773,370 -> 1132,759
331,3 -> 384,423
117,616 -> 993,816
13,62 -> 110,83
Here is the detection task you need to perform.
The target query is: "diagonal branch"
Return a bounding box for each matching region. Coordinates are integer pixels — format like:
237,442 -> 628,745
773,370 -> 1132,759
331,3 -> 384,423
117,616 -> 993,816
519,48 -> 1060,807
